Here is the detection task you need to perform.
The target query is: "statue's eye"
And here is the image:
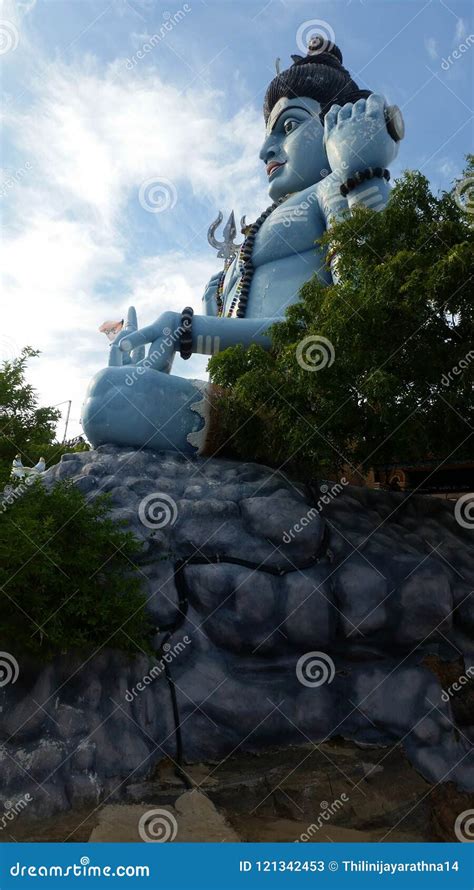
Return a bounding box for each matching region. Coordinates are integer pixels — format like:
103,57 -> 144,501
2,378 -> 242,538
283,118 -> 299,135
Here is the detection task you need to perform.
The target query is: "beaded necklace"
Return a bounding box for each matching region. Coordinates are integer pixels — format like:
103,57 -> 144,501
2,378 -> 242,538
217,195 -> 287,318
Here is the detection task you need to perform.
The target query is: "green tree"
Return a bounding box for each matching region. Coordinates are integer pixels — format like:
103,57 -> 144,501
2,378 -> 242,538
0,348 -> 60,480
209,162 -> 474,480
0,480 -> 152,660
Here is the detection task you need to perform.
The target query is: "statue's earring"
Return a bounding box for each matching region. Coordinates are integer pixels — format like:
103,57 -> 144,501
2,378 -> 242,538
385,105 -> 405,142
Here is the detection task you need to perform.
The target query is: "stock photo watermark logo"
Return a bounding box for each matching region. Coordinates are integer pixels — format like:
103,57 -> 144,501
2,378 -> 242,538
268,190 -> 319,229
454,809 -> 474,842
138,808 -> 178,842
454,177 -> 474,215
282,478 -> 348,544
441,33 -> 474,71
1,473 -> 38,514
0,21 -> 19,55
0,161 -> 33,199
0,794 -> 33,831
296,335 -> 335,371
296,20 -> 335,56
0,652 -> 19,688
295,794 -> 350,842
441,666 -> 474,703
126,4 -> 192,68
125,635 -> 191,701
138,492 -> 178,529
296,652 -> 335,688
441,349 -> 474,386
124,323 -> 186,384
454,493 -> 474,530
138,177 -> 177,213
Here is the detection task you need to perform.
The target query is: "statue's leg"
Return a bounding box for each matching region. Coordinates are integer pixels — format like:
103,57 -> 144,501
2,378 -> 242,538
81,366 -> 216,455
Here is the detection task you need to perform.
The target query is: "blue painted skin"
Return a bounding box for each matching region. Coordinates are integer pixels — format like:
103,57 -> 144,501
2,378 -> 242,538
82,93 -> 400,454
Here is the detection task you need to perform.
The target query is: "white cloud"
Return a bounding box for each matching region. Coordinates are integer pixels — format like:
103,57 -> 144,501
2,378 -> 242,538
454,17 -> 467,42
425,37 -> 438,60
2,44 -> 270,441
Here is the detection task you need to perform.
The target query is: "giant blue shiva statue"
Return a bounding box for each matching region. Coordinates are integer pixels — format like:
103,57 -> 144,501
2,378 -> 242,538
82,37 -> 404,453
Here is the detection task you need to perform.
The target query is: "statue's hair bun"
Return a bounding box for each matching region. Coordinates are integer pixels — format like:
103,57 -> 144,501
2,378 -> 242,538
264,38 -> 371,123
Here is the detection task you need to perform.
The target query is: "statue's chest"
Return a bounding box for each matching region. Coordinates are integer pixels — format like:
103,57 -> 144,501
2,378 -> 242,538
251,194 -> 325,266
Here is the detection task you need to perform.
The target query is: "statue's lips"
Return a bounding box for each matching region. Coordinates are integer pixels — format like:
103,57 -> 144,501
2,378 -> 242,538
267,161 -> 286,179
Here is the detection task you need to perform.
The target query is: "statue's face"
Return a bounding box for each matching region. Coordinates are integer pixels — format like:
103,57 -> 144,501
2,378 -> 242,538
259,96 -> 328,200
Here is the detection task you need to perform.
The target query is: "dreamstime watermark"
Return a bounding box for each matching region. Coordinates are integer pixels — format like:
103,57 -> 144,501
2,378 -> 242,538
0,652 -> 19,688
0,794 -> 33,831
0,334 -> 20,364
454,809 -> 474,842
138,492 -> 178,529
296,20 -> 335,56
0,161 -> 33,199
138,808 -> 178,842
124,323 -> 186,384
295,794 -> 350,841
125,635 -> 191,701
269,189 -> 319,229
296,334 -> 335,371
283,478 -> 348,544
441,349 -> 474,386
441,666 -> 474,702
138,177 -> 177,213
454,176 -> 474,215
441,34 -> 474,71
296,651 -> 335,687
454,493 -> 474,529
10,858 -> 150,878
126,4 -> 192,69
1,474 -> 38,514
0,21 -> 19,55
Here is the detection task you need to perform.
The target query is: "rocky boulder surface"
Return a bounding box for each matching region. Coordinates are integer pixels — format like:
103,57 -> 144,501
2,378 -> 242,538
0,445 -> 472,825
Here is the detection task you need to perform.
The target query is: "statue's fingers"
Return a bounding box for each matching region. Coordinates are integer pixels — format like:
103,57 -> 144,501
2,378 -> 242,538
124,306 -> 138,332
338,102 -> 353,122
118,326 -> 156,352
366,93 -> 386,118
131,345 -> 146,363
351,98 -> 366,117
324,105 -> 340,134
108,345 -> 123,367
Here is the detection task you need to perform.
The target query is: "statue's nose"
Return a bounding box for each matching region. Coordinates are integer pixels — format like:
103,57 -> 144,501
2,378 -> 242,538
259,134 -> 279,163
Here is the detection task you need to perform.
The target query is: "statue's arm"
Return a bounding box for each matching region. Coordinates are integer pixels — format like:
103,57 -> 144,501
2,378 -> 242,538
192,314 -> 272,354
117,312 -> 274,371
319,94 -> 401,278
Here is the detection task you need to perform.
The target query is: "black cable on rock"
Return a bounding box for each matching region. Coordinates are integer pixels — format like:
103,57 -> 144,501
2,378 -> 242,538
158,491 -> 329,786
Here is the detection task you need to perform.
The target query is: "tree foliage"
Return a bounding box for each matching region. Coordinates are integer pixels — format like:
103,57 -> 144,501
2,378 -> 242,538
0,347 -> 59,478
209,163 -> 474,479
0,347 -> 88,483
0,480 -> 152,660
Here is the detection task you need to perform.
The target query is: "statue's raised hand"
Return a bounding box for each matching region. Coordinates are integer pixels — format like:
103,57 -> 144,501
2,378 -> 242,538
202,271 -> 224,317
324,94 -> 399,179
108,307 -> 181,374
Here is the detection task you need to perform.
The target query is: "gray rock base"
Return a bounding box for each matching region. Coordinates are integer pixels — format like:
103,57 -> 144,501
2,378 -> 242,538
0,446 -> 472,823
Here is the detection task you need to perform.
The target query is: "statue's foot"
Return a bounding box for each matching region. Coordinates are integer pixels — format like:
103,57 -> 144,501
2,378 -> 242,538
81,366 -> 212,455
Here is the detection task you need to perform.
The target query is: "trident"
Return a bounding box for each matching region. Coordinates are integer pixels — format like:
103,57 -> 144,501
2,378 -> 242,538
207,210 -> 242,263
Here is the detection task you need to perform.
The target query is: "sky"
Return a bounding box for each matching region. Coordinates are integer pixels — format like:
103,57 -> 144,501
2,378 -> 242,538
1,0 -> 473,440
